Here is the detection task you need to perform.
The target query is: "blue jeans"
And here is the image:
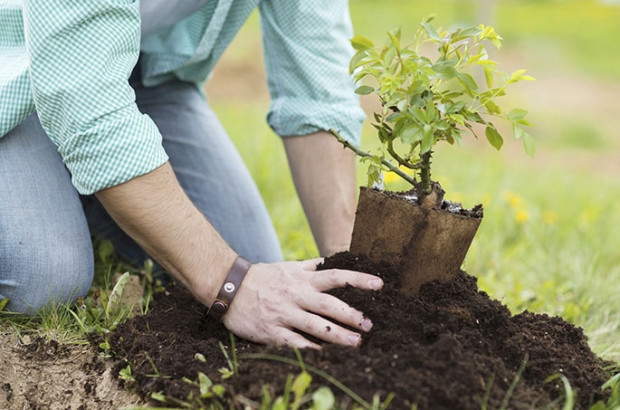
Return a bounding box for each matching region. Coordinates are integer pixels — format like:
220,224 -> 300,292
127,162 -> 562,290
0,75 -> 282,313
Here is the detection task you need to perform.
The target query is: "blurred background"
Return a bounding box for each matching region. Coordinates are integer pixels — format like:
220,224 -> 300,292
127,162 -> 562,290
204,0 -> 620,361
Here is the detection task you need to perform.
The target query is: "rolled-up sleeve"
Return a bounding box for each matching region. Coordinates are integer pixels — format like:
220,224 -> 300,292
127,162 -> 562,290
259,0 -> 365,146
23,0 -> 168,194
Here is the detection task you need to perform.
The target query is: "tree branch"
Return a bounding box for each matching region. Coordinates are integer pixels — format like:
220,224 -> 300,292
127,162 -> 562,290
328,129 -> 416,187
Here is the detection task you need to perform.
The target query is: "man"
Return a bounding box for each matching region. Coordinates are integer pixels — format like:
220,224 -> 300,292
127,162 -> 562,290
0,0 -> 383,348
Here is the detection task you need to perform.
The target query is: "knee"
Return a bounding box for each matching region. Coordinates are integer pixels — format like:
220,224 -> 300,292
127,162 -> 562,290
0,240 -> 94,314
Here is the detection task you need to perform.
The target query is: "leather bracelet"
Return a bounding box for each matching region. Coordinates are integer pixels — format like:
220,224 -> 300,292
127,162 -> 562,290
208,256 -> 252,321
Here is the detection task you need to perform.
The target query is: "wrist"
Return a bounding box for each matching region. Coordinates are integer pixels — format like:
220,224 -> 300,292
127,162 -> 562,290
207,255 -> 253,321
188,247 -> 238,308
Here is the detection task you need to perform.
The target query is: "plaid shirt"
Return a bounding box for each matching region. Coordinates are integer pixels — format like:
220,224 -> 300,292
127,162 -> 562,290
0,0 -> 364,194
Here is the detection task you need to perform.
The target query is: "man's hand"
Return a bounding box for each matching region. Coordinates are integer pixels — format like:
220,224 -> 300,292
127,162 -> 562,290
95,162 -> 382,348
223,259 -> 383,349
283,131 -> 357,257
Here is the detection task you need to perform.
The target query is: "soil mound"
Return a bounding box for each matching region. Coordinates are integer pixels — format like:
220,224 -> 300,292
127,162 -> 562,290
108,252 -> 613,409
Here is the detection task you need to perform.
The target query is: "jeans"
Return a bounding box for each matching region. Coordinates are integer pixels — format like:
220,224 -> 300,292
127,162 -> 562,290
0,74 -> 282,313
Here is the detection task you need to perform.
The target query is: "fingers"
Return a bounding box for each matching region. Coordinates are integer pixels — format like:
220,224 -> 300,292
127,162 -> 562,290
310,267 -> 384,293
271,328 -> 322,350
288,309 -> 367,347
299,257 -> 324,271
297,288 -> 371,329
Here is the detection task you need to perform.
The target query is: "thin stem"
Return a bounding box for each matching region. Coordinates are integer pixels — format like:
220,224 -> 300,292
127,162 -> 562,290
328,129 -> 416,187
500,354 -> 528,410
387,138 -> 416,170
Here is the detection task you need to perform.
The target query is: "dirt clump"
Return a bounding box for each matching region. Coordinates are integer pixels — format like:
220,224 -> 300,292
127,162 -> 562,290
108,252 -> 613,409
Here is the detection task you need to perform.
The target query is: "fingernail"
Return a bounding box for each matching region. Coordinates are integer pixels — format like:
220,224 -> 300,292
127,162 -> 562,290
361,317 -> 373,332
347,334 -> 361,347
370,278 -> 383,290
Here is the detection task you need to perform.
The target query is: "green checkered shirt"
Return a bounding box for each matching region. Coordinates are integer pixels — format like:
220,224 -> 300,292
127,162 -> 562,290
0,0 -> 364,194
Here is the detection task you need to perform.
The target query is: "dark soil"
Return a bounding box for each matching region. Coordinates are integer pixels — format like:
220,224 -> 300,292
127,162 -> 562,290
107,252 -> 613,409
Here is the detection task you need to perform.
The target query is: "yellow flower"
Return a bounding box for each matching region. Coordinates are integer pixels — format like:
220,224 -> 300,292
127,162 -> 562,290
503,191 -> 524,209
383,166 -> 412,186
515,209 -> 528,224
580,205 -> 601,225
383,171 -> 401,184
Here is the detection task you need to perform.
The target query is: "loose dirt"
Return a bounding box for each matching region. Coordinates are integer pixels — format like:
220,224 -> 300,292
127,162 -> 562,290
106,252 -> 614,409
0,253 -> 615,409
0,333 -> 143,409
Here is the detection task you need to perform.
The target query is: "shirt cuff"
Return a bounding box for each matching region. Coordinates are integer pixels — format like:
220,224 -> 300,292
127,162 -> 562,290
267,97 -> 365,147
58,105 -> 169,195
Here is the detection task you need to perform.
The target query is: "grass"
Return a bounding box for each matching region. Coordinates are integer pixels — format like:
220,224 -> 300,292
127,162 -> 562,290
1,0 -> 620,408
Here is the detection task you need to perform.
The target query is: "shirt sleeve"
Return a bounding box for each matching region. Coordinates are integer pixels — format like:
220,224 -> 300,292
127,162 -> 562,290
23,0 -> 169,195
258,0 -> 365,146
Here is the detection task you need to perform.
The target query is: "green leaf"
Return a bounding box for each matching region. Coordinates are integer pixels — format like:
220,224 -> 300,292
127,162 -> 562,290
425,100 -> 438,123
408,106 -> 427,124
365,159 -> 383,187
150,391 -> 166,402
445,101 -> 467,114
484,100 -> 501,115
483,66 -> 495,88
350,35 -> 374,51
508,108 -> 528,121
198,372 -> 213,397
387,28 -> 401,51
272,397 -> 287,410
457,72 -> 478,94
212,384 -> 226,398
447,113 -> 465,126
452,127 -> 464,145
292,371 -> 312,399
508,69 -> 535,84
378,127 -> 389,143
420,124 -> 434,154
118,365 -> 134,381
450,26 -> 481,43
399,123 -> 424,144
349,50 -> 368,73
105,271 -> 130,321
312,387 -> 336,410
434,120 -> 450,131
382,46 -> 397,68
355,85 -> 374,95
386,111 -> 404,123
464,111 -> 486,124
485,125 -> 504,150
432,60 -> 458,80
521,129 -> 536,157
421,21 -> 441,41
0,298 -> 8,312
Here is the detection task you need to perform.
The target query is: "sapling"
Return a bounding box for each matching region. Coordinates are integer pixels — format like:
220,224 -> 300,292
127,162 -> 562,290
331,18 -> 534,208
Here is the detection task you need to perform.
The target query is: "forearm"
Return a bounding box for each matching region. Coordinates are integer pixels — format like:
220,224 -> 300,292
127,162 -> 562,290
95,162 -> 236,306
283,131 -> 357,257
